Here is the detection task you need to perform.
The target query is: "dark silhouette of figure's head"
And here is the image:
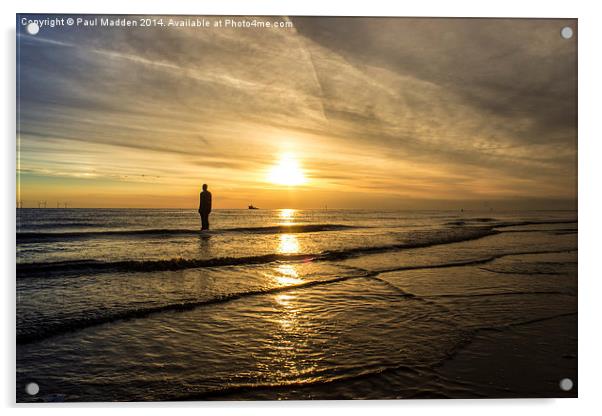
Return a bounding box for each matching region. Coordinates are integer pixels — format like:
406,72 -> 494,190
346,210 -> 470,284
202,184 -> 208,191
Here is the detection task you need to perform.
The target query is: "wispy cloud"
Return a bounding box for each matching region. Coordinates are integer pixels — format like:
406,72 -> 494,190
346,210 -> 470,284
16,16 -> 577,208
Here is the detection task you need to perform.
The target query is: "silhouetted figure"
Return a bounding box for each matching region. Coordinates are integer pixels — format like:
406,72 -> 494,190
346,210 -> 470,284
198,184 -> 212,231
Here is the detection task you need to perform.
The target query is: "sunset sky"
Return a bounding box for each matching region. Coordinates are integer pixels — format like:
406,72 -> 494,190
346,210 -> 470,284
17,16 -> 577,209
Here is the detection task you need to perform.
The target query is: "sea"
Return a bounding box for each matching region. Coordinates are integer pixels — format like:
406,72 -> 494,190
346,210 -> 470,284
16,209 -> 578,401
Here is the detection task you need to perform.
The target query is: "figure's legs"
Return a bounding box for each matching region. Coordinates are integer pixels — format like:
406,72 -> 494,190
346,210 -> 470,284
201,213 -> 209,230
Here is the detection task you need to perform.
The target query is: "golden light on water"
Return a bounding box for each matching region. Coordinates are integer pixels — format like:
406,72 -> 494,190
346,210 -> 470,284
273,264 -> 303,285
275,293 -> 295,307
278,264 -> 299,278
278,234 -> 300,255
273,266 -> 301,331
279,208 -> 296,225
267,153 -> 306,186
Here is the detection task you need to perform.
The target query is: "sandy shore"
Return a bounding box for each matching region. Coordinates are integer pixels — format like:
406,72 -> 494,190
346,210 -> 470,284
435,313 -> 577,398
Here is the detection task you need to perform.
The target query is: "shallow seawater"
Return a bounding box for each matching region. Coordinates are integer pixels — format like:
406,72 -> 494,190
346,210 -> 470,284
16,209 -> 577,401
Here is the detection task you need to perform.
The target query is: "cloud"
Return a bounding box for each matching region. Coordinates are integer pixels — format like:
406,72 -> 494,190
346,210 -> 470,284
16,16 -> 577,207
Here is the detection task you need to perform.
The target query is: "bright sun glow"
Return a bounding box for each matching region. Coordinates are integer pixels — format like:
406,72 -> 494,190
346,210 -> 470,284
273,264 -> 303,285
279,208 -> 296,225
278,234 -> 300,254
268,153 -> 307,186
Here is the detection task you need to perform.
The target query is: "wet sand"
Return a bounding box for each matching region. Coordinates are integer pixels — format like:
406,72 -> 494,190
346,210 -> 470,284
435,314 -> 577,398
17,210 -> 577,401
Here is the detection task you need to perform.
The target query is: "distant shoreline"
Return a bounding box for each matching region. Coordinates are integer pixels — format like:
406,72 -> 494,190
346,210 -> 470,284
15,207 -> 579,211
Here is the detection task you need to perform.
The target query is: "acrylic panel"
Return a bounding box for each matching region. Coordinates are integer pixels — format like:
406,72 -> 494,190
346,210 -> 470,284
16,15 -> 577,402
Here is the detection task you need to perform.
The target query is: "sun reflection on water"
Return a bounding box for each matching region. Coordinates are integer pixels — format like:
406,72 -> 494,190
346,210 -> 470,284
278,208 -> 296,225
278,234 -> 299,254
271,265 -> 302,328
261,262 -> 320,380
273,264 -> 303,286
275,293 -> 295,307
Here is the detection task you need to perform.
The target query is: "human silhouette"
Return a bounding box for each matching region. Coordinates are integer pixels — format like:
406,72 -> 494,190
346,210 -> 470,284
198,184 -> 212,231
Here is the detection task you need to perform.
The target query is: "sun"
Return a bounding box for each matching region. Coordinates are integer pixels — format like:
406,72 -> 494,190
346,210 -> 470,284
267,153 -> 307,186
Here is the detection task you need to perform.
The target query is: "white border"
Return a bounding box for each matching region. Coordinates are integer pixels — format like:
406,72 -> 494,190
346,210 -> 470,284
3,1 -> 602,415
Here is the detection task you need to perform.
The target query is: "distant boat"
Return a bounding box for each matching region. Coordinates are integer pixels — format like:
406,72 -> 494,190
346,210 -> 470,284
248,205 -> 259,210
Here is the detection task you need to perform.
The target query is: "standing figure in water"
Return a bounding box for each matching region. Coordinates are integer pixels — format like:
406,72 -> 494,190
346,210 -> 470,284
198,183 -> 212,231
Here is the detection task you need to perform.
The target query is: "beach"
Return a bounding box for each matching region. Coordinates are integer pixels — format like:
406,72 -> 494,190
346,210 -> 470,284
16,209 -> 577,401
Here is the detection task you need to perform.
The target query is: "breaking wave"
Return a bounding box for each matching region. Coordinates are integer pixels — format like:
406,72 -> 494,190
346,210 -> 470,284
17,227 -> 498,278
17,223 -> 360,243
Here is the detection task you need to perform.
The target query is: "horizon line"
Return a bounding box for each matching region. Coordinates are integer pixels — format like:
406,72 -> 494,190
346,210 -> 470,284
15,207 -> 578,211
